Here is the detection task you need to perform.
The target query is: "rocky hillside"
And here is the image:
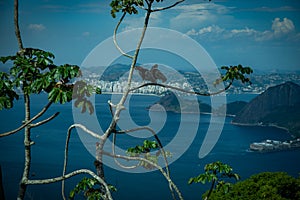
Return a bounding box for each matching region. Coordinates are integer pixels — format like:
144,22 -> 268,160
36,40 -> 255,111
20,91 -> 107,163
232,82 -> 300,137
148,91 -> 211,113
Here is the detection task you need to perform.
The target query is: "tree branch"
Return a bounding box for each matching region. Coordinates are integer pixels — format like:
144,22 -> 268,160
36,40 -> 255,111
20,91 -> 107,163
129,81 -> 233,96
113,12 -> 134,59
0,101 -> 53,137
61,124 -> 105,200
30,112 -> 59,128
102,151 -> 184,200
26,169 -> 112,200
14,0 -> 23,50
152,0 -> 185,12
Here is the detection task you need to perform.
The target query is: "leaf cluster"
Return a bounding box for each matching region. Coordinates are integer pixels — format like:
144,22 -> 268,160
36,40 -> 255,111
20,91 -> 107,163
188,161 -> 240,197
214,64 -> 253,86
110,0 -> 164,18
0,48 -> 81,109
69,177 -> 116,200
126,140 -> 161,170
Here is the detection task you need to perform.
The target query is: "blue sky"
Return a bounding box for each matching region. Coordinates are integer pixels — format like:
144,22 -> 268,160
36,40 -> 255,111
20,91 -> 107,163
1,0 -> 300,71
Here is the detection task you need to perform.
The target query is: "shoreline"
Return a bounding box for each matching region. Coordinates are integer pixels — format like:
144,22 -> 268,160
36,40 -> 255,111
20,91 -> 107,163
231,121 -> 290,133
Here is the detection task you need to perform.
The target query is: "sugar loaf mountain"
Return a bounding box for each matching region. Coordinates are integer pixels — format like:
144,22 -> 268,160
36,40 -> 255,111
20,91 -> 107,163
232,81 -> 300,137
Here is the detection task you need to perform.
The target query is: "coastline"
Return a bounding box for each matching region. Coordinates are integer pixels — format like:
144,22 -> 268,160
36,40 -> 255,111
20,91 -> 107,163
231,121 -> 290,134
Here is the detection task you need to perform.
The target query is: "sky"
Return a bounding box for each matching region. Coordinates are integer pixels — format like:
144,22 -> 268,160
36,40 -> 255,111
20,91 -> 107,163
1,0 -> 300,72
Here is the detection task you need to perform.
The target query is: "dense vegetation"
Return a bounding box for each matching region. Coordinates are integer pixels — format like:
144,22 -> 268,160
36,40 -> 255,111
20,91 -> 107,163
206,172 -> 300,200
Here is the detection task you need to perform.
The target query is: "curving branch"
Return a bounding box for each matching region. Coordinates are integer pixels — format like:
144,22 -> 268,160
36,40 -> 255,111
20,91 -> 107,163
116,126 -> 170,175
61,124 -> 106,200
113,12 -> 134,59
129,81 -> 233,96
102,151 -> 184,200
0,101 -> 53,138
115,126 -> 176,199
112,132 -> 139,169
26,169 -> 112,200
151,0 -> 185,12
30,112 -> 59,128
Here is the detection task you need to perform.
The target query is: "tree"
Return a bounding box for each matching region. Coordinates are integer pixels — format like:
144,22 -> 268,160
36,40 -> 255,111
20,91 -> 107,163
0,1 -> 104,200
188,161 -> 240,200
205,172 -> 300,200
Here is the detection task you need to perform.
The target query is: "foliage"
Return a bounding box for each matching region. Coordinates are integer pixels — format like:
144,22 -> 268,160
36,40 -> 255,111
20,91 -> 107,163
69,177 -> 116,200
0,48 -> 101,113
110,0 -> 164,18
127,140 -> 164,169
0,48 -> 81,109
188,161 -> 240,199
214,64 -> 253,86
207,172 -> 300,200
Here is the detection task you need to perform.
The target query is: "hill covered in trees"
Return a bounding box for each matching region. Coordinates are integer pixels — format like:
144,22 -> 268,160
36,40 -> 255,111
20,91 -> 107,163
232,82 -> 300,137
206,172 -> 300,200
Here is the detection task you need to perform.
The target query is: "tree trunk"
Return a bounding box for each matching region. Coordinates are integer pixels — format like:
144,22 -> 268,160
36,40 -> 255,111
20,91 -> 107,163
0,165 -> 5,200
17,94 -> 31,200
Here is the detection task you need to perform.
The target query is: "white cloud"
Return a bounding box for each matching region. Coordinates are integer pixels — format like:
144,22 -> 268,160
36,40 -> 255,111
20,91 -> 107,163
28,24 -> 46,31
170,3 -> 234,31
272,17 -> 295,37
186,17 -> 298,42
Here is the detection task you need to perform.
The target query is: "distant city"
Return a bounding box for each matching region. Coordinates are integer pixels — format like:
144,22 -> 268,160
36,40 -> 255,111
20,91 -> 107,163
81,65 -> 300,95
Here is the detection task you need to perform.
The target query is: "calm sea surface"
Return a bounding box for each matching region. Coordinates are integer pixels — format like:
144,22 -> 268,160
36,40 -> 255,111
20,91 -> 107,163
0,93 -> 299,200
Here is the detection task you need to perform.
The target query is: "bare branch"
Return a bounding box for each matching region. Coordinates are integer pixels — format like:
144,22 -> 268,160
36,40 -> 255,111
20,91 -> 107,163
102,151 -> 184,200
152,0 -> 185,12
67,124 -> 103,140
113,12 -> 134,59
116,126 -> 176,198
0,101 -> 53,138
112,132 -> 139,169
61,124 -> 104,200
14,0 -> 23,50
30,112 -> 59,128
129,81 -> 233,96
26,169 -> 112,200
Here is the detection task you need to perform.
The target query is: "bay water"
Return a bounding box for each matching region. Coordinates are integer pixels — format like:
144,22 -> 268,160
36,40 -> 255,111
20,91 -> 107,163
0,93 -> 299,199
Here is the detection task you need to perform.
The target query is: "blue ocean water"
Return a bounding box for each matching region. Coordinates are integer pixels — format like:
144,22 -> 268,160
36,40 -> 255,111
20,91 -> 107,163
0,93 -> 299,200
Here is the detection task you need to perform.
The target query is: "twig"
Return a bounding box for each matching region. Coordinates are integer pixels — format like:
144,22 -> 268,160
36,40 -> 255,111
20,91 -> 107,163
0,101 -> 53,137
129,81 -> 233,96
113,12 -> 134,59
152,0 -> 185,12
30,112 -> 59,128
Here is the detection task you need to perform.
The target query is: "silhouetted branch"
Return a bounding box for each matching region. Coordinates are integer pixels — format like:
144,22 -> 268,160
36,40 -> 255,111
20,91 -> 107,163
0,101 -> 53,137
152,0 -> 185,12
129,81 -> 233,96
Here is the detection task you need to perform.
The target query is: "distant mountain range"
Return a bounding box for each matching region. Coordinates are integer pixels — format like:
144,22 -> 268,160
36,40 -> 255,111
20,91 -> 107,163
232,81 -> 300,137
